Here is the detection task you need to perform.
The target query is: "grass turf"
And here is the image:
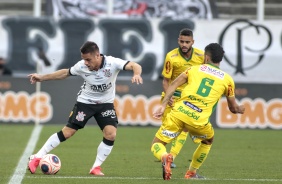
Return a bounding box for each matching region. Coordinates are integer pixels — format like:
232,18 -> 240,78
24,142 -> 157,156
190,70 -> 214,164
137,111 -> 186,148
1,124 -> 282,184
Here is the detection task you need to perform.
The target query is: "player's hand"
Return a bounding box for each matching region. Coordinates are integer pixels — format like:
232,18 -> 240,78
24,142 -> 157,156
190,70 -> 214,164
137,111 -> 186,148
238,105 -> 245,114
168,97 -> 174,107
153,105 -> 165,119
28,73 -> 42,84
131,75 -> 143,85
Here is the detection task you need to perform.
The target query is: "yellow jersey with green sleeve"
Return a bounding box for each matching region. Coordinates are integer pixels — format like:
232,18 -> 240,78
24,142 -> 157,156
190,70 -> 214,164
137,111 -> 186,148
170,63 -> 235,127
161,47 -> 204,98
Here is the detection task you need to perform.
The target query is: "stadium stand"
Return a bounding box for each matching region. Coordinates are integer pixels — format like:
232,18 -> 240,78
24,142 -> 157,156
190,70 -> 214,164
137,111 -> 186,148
0,0 -> 46,16
216,0 -> 282,19
0,0 -> 281,19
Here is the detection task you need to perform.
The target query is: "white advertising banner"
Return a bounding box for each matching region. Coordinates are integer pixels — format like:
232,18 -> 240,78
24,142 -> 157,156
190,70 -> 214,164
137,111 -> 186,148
0,17 -> 281,84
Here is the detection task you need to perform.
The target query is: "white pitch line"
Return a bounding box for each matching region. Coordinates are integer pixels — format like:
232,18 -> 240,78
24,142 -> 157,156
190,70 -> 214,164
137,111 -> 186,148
26,176 -> 282,182
8,124 -> 43,184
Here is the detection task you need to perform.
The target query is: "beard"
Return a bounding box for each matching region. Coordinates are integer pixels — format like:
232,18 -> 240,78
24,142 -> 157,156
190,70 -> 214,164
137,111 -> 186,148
181,46 -> 192,55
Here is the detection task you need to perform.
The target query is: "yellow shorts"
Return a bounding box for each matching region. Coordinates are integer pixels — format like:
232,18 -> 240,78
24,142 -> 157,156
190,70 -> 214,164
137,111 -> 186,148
156,113 -> 214,144
161,93 -> 181,122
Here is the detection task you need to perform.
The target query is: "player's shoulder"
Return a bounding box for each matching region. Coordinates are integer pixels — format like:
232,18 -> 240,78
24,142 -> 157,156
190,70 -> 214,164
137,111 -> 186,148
103,55 -> 115,61
202,64 -> 234,82
223,71 -> 234,81
75,59 -> 87,69
166,48 -> 179,58
192,47 -> 204,57
103,55 -> 125,63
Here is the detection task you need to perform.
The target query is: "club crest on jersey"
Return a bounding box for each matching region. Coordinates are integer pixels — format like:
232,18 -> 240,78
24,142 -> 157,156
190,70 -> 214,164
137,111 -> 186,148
76,111 -> 86,121
103,69 -> 112,77
165,61 -> 171,74
227,84 -> 234,96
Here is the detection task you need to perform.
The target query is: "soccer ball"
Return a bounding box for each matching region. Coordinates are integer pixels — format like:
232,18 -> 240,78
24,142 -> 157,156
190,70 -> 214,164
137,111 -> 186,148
39,154 -> 61,174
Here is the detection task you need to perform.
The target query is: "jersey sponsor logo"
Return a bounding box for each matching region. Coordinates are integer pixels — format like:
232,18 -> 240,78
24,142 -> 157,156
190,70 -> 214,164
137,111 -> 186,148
177,106 -> 200,120
87,99 -> 102,104
191,134 -> 207,141
101,109 -> 116,117
161,129 -> 179,138
183,101 -> 202,112
200,65 -> 225,79
188,95 -> 208,107
103,69 -> 112,77
76,111 -> 86,121
90,82 -> 112,92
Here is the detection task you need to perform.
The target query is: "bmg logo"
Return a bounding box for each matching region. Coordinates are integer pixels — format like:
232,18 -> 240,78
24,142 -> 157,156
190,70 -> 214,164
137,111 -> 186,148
219,19 -> 272,75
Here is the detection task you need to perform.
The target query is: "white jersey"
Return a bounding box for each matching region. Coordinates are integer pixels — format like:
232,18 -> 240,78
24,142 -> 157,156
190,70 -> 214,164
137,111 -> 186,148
70,54 -> 129,104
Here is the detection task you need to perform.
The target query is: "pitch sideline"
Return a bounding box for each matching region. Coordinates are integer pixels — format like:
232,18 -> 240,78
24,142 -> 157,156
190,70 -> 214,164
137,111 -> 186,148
8,124 -> 43,184
26,176 -> 282,182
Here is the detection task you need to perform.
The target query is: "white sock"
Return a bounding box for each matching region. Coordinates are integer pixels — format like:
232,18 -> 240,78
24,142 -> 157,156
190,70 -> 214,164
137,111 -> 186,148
35,133 -> 61,158
92,141 -> 113,168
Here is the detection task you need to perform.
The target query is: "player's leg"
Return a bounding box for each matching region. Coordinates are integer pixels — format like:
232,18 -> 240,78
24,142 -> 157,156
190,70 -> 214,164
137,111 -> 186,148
36,127 -> 76,158
90,103 -> 117,176
161,105 -> 178,168
184,123 -> 214,179
28,102 -> 91,174
169,129 -> 188,165
151,114 -> 183,180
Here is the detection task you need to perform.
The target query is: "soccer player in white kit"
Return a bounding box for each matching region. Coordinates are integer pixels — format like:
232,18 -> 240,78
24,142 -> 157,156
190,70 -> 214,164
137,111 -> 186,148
27,41 -> 143,175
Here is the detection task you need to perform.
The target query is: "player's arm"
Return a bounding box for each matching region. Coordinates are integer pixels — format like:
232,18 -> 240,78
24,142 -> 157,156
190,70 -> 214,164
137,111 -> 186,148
124,61 -> 143,84
224,79 -> 245,114
226,96 -> 245,114
161,53 -> 173,92
153,72 -> 187,119
28,69 -> 70,84
161,72 -> 187,107
162,77 -> 170,92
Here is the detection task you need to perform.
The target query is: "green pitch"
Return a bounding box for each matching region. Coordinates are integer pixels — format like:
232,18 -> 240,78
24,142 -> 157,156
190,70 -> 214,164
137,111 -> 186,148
1,124 -> 282,184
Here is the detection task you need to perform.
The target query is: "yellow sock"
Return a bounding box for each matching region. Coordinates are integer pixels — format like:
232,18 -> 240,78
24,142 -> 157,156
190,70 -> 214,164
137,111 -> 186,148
170,131 -> 188,159
189,143 -> 211,170
151,143 -> 167,161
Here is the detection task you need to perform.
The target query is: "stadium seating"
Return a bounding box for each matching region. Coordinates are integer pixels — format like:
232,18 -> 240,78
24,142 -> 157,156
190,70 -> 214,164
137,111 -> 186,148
0,0 -> 281,20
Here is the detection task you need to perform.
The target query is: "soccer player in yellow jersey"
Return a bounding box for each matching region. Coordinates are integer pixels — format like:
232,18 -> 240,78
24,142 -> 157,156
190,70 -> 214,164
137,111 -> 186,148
160,28 -> 204,168
151,43 -> 245,180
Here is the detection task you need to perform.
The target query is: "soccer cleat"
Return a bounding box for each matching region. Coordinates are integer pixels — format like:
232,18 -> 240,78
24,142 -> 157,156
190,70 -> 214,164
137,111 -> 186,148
161,153 -> 173,180
28,155 -> 41,174
184,170 -> 205,179
170,162 -> 176,168
89,166 -> 104,176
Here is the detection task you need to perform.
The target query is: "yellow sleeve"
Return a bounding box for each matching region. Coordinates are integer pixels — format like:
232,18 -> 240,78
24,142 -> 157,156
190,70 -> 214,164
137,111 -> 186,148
225,77 -> 235,97
161,54 -> 173,79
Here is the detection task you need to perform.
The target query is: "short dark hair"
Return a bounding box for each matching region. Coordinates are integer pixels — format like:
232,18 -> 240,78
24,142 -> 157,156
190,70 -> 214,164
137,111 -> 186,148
80,41 -> 99,54
204,43 -> 225,63
179,28 -> 193,37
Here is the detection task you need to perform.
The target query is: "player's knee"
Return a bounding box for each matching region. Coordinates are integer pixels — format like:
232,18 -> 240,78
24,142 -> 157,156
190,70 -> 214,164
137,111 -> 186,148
61,128 -> 76,140
103,132 -> 116,141
103,125 -> 117,141
201,137 -> 214,145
